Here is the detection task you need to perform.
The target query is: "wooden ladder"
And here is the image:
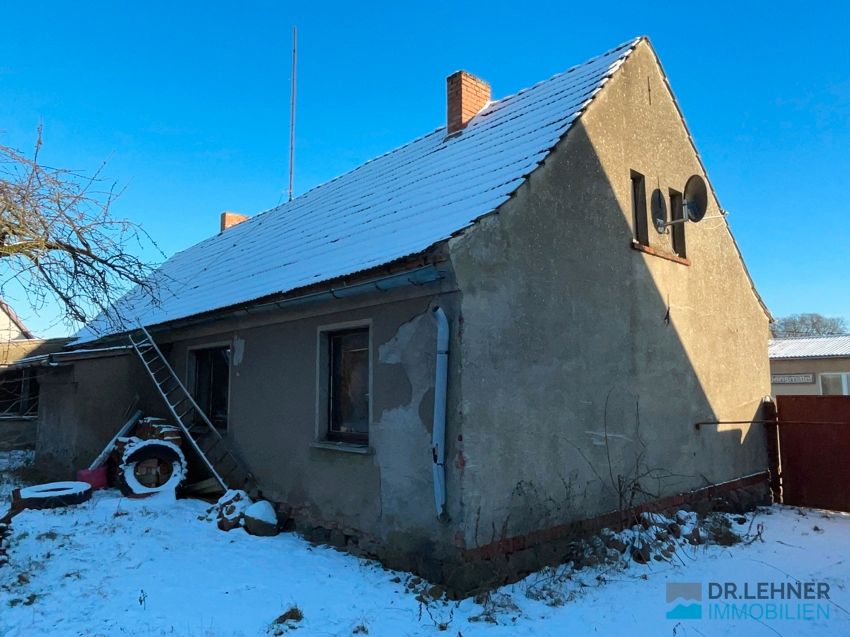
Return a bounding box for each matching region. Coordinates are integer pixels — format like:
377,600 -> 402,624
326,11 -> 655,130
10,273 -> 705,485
128,326 -> 258,497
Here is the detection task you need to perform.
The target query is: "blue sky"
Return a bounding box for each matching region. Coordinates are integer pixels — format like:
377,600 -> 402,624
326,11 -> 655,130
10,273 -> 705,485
2,1 -> 849,337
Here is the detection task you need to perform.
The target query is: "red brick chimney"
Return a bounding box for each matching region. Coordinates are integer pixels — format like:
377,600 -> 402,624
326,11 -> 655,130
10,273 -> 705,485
220,211 -> 248,232
446,71 -> 491,135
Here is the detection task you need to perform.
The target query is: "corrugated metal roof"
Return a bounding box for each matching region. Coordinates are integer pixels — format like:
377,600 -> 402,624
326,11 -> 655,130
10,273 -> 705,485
769,335 -> 850,359
77,37 -> 641,342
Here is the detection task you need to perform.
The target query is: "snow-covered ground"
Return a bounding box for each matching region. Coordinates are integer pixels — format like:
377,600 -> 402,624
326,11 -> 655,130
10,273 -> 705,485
0,472 -> 848,635
0,450 -> 34,504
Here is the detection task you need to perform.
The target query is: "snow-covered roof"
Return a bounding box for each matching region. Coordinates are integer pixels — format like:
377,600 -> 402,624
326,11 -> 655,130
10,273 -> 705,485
77,38 -> 641,342
769,335 -> 850,360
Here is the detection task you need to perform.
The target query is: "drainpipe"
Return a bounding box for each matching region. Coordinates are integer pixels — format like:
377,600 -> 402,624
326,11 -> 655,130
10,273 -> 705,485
431,306 -> 449,521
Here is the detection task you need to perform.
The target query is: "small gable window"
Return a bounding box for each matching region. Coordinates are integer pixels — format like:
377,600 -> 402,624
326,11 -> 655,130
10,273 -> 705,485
669,189 -> 686,258
630,171 -> 649,246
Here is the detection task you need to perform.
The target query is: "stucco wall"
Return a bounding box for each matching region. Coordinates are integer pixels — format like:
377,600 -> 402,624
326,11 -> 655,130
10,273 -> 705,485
36,353 -> 162,478
771,357 -> 850,395
160,286 -> 462,562
447,40 -> 771,548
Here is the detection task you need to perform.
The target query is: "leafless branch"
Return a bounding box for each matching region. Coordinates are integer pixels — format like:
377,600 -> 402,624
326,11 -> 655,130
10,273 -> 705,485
0,128 -> 161,332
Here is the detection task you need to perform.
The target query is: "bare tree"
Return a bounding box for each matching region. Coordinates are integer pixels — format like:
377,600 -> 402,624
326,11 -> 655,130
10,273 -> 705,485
771,313 -> 848,338
0,130 -> 158,331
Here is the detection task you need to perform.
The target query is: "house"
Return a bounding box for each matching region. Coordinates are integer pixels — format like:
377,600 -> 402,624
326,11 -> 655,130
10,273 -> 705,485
31,37 -> 771,589
770,335 -> 850,396
0,300 -> 70,449
0,300 -> 35,342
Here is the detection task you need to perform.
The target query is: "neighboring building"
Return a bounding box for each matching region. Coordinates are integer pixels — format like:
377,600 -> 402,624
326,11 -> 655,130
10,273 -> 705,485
769,335 -> 850,396
0,300 -> 35,342
31,37 -> 771,588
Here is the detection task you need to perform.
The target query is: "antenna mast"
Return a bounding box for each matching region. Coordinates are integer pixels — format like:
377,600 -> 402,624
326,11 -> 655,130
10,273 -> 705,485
288,26 -> 297,202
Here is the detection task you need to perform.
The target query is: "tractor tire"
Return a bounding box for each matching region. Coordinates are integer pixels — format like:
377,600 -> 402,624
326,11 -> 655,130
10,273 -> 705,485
118,440 -> 187,497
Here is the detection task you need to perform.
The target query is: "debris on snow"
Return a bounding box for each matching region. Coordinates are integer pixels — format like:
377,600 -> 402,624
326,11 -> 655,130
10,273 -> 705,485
269,604 -> 304,635
246,500 -> 277,524
245,500 -> 279,537
201,489 -> 253,531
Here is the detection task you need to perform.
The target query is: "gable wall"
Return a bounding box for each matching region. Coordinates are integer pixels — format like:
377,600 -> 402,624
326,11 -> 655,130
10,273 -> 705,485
448,40 -> 770,548
0,308 -> 27,342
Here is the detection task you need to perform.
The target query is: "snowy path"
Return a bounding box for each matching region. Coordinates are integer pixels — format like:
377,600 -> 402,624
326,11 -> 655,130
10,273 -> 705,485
0,490 -> 848,636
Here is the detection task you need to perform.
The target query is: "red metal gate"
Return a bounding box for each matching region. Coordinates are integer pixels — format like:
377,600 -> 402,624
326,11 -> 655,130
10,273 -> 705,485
772,395 -> 850,512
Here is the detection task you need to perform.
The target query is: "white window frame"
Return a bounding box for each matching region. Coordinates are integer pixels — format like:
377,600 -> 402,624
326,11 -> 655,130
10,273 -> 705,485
819,372 -> 850,396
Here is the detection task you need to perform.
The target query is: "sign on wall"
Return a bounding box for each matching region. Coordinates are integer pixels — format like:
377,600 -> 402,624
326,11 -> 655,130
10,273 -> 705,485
771,373 -> 815,385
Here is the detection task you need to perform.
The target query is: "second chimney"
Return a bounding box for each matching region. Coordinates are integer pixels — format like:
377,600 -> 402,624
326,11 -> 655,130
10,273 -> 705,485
446,70 -> 491,135
220,211 -> 249,232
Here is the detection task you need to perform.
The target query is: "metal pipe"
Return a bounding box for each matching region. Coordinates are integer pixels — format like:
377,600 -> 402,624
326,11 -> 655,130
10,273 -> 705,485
694,419 -> 845,430
694,419 -> 775,430
431,306 -> 449,520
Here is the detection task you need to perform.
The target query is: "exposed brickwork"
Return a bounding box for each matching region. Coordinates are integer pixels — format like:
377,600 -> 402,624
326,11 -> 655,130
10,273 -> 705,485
463,472 -> 770,562
220,211 -> 249,232
446,71 -> 491,135
281,472 -> 771,597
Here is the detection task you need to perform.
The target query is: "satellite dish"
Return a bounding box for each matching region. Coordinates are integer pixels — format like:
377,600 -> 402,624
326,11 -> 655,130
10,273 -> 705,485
650,188 -> 667,233
683,175 -> 708,222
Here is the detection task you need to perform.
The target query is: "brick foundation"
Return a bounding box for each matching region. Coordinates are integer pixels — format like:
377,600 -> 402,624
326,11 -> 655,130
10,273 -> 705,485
285,472 -> 771,598
463,472 -> 769,562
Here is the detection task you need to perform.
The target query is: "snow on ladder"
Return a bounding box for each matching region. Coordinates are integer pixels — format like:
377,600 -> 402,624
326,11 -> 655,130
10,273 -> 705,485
127,325 -> 256,496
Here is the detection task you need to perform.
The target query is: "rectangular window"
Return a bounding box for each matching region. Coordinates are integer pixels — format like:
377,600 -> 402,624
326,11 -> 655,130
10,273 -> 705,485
631,171 -> 649,246
327,328 -> 370,443
0,370 -> 38,418
669,189 -> 686,258
191,346 -> 231,430
820,373 -> 850,396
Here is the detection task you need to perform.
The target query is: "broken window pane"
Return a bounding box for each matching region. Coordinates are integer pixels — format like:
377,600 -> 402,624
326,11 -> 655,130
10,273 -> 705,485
328,329 -> 369,442
0,370 -> 38,418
